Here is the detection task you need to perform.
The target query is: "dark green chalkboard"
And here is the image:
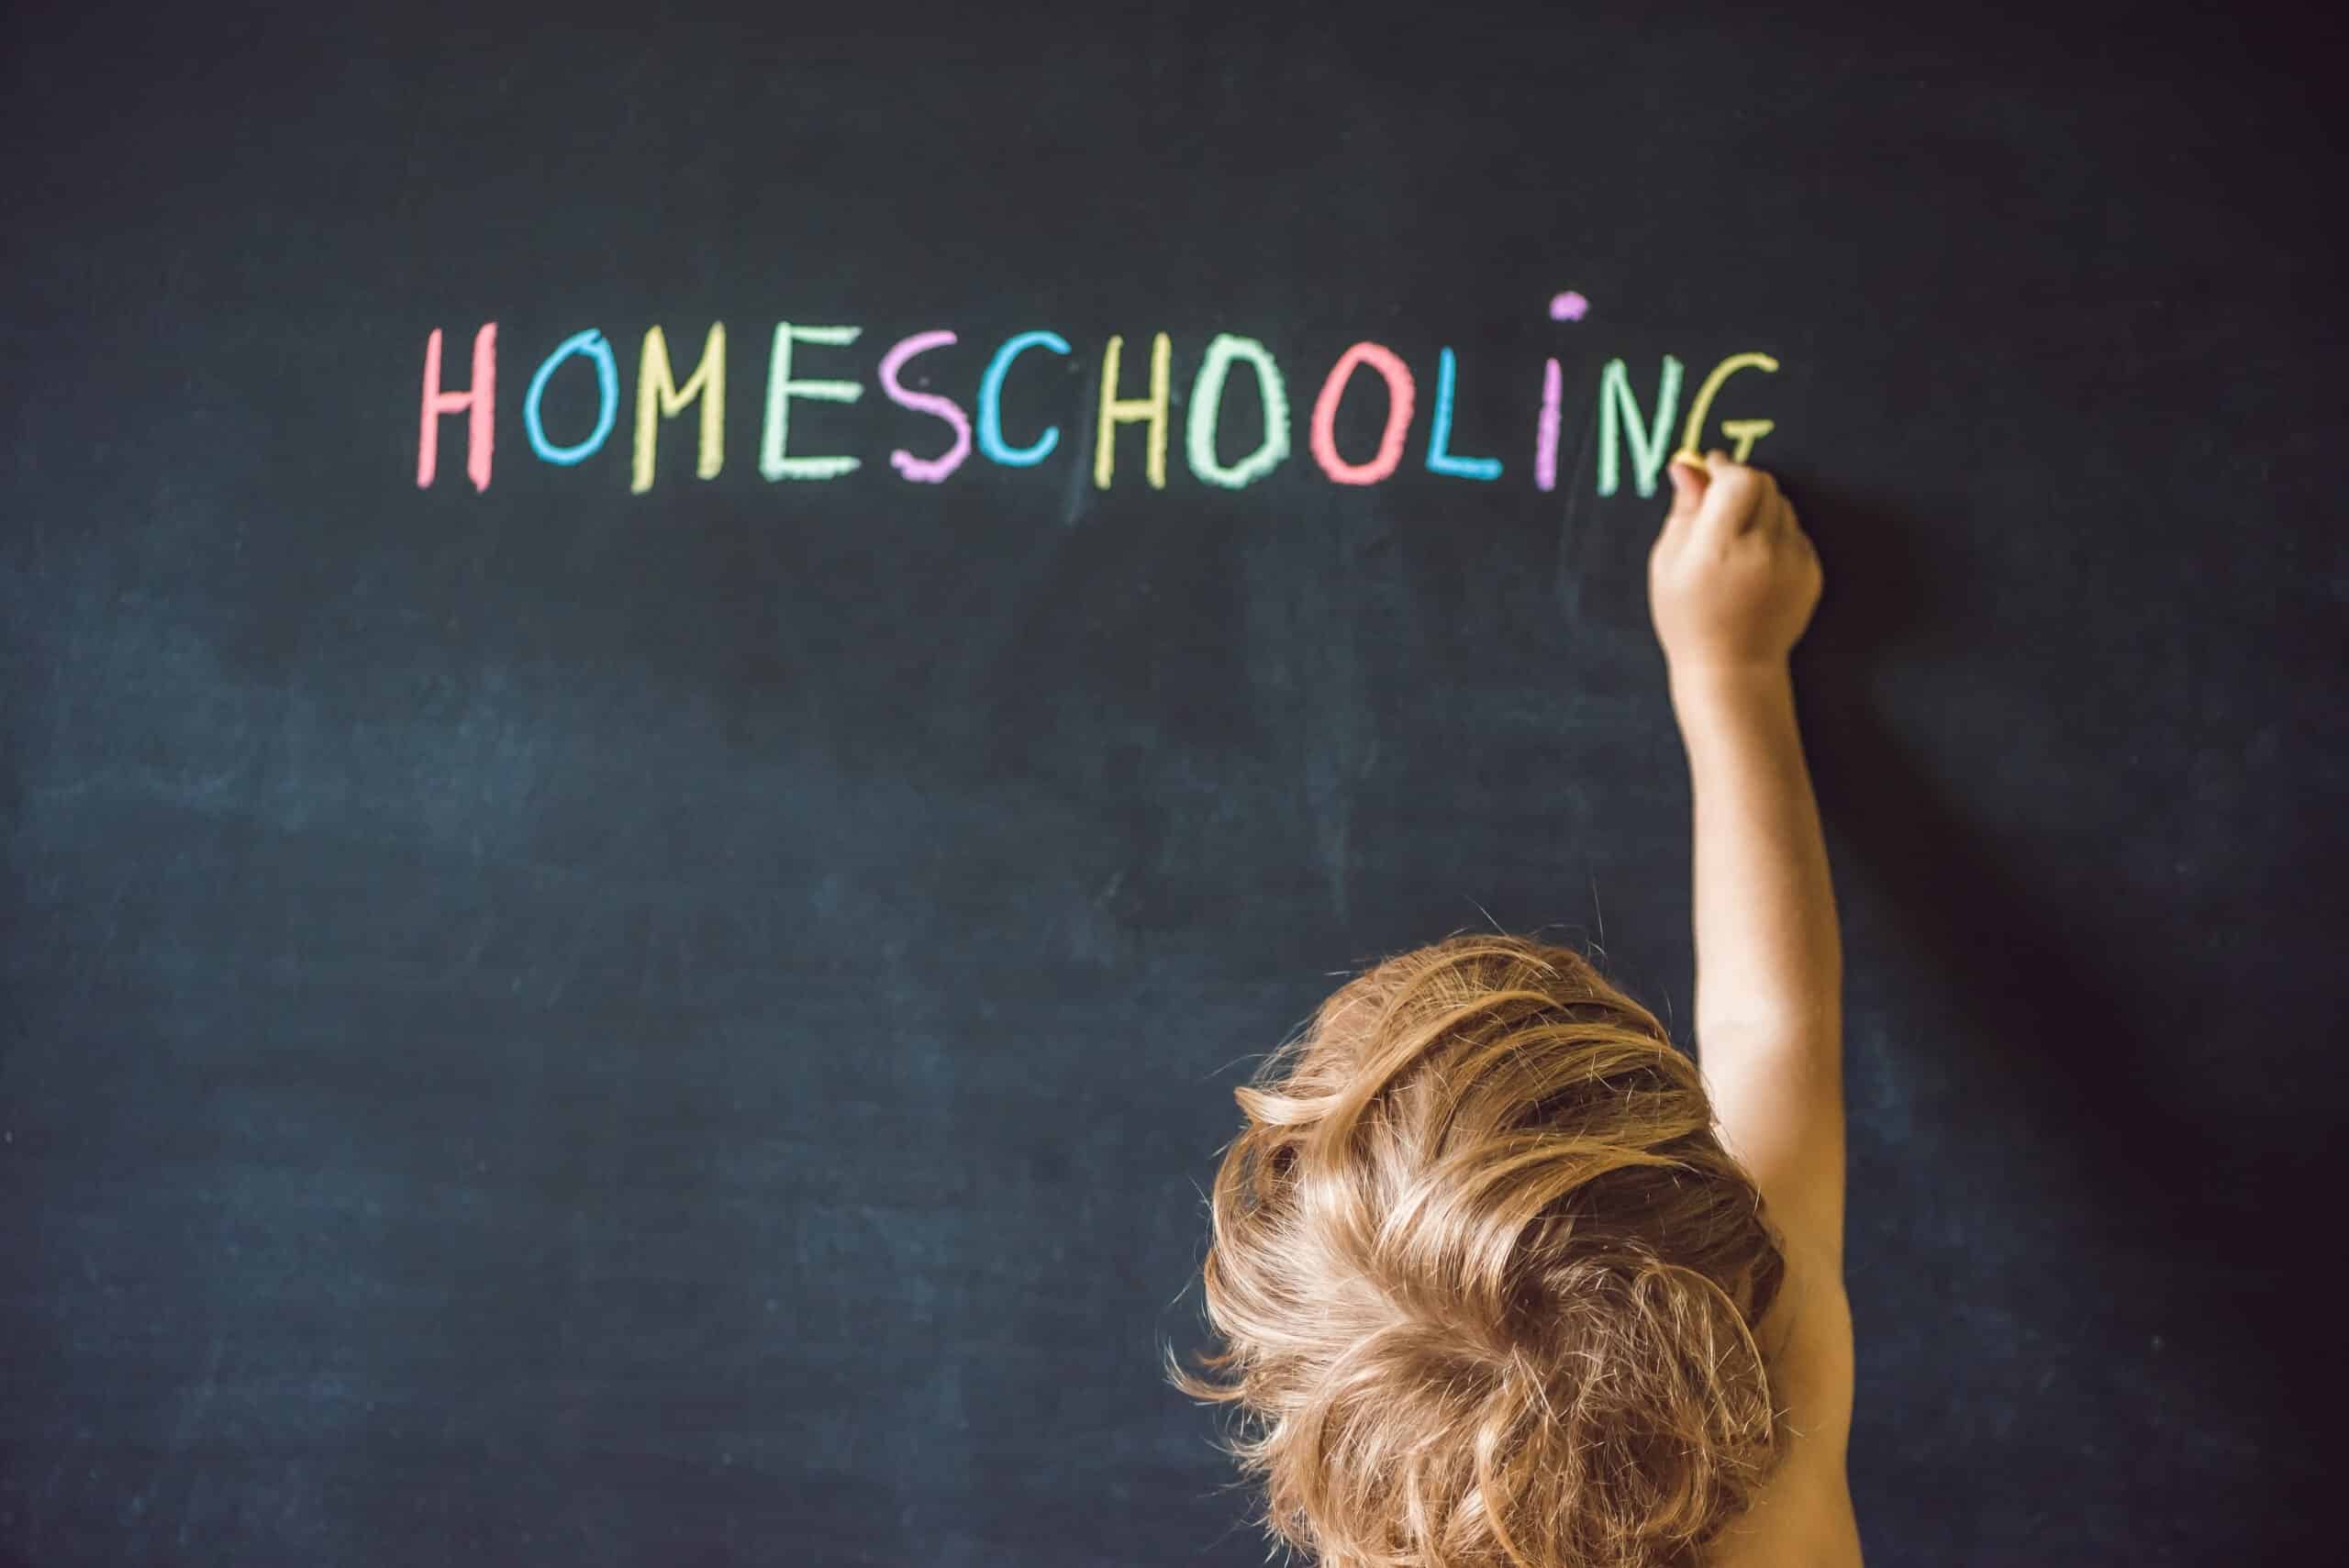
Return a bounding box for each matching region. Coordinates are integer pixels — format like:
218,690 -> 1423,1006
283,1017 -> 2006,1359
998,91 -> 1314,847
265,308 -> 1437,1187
5,2 -> 2340,1562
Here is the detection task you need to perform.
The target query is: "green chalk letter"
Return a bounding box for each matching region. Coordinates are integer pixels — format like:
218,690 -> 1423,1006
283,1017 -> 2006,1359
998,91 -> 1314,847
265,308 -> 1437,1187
763,324 -> 864,481
1597,355 -> 1684,499
1184,333 -> 1290,489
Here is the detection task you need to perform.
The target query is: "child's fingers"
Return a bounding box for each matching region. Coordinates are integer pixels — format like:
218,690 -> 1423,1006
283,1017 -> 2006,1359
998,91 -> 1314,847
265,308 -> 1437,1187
1693,453 -> 1770,545
1779,502 -> 1820,572
1665,459 -> 1699,510
1663,457 -> 1709,531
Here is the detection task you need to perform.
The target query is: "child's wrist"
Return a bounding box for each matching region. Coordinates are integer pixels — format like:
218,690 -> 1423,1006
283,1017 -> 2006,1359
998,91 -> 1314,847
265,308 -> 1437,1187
1667,656 -> 1793,706
1668,660 -> 1797,750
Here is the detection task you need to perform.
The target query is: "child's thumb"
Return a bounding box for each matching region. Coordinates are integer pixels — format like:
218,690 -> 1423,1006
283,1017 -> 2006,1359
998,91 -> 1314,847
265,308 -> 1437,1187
1664,454 -> 1706,519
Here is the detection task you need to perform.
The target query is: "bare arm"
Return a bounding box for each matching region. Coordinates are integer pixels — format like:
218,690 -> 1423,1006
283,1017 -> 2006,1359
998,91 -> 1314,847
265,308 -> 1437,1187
1672,661 -> 1845,1269
1653,460 -> 1857,1565
1648,455 -> 1847,1273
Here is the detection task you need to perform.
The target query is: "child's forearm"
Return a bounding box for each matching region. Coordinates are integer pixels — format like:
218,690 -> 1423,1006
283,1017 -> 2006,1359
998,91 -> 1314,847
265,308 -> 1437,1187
1669,662 -> 1844,1056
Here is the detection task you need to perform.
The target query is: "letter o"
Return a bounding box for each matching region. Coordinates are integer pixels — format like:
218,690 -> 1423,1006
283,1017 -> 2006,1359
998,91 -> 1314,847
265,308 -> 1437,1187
1186,333 -> 1291,489
523,328 -> 619,466
1308,342 -> 1415,485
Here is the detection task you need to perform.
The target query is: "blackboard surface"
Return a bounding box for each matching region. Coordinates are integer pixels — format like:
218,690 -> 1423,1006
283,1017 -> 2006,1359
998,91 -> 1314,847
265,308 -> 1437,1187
6,2 -> 2342,1562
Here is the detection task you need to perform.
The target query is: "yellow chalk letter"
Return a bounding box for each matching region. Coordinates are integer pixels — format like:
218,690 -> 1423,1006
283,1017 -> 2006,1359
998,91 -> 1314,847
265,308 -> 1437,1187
1093,332 -> 1171,490
633,324 -> 727,494
1674,351 -> 1779,467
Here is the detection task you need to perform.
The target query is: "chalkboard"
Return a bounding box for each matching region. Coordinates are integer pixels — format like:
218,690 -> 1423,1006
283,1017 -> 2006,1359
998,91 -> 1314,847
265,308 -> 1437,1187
5,2 -> 2341,1562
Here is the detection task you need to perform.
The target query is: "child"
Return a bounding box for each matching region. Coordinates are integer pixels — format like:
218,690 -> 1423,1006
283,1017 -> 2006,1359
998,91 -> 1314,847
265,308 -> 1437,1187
1173,454 -> 1860,1567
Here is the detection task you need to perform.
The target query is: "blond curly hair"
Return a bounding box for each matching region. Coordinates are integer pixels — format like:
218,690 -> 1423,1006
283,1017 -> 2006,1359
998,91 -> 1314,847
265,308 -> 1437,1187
1171,934 -> 1788,1568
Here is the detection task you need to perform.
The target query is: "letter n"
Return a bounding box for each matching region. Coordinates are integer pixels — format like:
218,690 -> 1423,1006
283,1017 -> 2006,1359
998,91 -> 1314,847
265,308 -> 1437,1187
1597,355 -> 1684,499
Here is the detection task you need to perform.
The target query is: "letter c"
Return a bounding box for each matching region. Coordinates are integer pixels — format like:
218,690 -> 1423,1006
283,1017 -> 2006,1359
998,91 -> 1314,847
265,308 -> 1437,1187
977,330 -> 1071,466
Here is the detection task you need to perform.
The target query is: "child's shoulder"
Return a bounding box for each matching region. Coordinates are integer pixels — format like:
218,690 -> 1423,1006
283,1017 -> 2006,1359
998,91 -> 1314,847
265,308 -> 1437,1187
1705,1251 -> 1862,1567
1703,1451 -> 1862,1567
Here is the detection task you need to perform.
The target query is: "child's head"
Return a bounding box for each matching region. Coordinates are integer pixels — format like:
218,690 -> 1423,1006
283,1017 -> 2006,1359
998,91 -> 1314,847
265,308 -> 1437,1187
1174,935 -> 1787,1568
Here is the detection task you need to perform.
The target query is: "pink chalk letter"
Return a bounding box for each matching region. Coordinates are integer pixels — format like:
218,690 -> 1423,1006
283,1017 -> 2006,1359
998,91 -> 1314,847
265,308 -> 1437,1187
1308,342 -> 1415,486
877,330 -> 973,484
417,324 -> 496,492
1535,357 -> 1563,493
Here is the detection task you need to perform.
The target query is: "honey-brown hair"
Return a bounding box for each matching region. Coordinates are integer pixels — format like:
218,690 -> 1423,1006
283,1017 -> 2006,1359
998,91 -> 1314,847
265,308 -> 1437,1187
1171,934 -> 1788,1568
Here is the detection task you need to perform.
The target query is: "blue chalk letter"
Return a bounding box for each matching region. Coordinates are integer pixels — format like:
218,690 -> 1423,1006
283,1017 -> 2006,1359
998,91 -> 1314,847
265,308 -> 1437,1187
1425,347 -> 1502,481
977,330 -> 1071,466
523,328 -> 619,466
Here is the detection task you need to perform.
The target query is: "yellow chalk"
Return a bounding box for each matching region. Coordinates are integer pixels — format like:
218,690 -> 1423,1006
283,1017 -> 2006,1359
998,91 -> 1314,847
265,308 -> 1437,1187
1676,351 -> 1779,463
1720,418 -> 1776,463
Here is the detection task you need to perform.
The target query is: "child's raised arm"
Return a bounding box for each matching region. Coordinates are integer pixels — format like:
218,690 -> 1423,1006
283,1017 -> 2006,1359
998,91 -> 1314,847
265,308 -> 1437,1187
1648,462 -> 1861,1562
1648,453 -> 1844,1276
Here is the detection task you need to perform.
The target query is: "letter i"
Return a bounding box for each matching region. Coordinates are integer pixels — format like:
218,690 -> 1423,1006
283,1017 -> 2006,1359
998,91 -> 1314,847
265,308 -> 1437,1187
1535,357 -> 1563,494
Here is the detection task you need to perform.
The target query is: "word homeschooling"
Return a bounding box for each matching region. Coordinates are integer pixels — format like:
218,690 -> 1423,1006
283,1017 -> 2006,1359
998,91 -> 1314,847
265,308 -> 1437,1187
412,317 -> 1785,501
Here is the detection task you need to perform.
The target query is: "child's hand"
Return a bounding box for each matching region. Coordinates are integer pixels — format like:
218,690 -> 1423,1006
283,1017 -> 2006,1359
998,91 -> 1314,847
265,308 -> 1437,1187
1648,453 -> 1822,676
